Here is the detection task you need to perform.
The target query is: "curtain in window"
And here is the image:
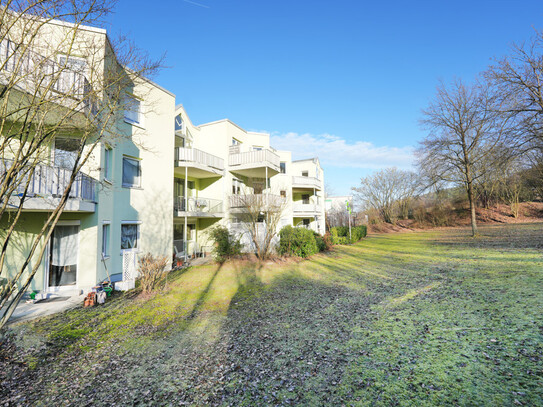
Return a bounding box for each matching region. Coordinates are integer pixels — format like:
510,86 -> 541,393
121,224 -> 138,249
51,225 -> 78,267
122,157 -> 140,187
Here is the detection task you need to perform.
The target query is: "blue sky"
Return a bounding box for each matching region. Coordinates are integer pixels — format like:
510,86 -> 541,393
106,0 -> 543,195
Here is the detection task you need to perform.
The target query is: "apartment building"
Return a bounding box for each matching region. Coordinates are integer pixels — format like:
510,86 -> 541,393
172,105 -> 325,257
1,11 -> 325,299
0,14 -> 175,295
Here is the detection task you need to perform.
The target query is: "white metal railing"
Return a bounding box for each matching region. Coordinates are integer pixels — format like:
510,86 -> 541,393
228,149 -> 280,170
0,38 -> 93,111
175,147 -> 224,171
174,196 -> 223,214
292,176 -> 321,189
1,159 -> 97,202
229,194 -> 284,209
293,202 -> 321,213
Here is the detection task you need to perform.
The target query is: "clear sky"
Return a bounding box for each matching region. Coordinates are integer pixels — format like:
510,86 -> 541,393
106,0 -> 543,195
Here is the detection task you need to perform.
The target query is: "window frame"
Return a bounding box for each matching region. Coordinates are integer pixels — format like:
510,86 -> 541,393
103,145 -> 112,183
120,221 -> 141,252
123,93 -> 144,127
102,222 -> 110,258
122,155 -> 142,189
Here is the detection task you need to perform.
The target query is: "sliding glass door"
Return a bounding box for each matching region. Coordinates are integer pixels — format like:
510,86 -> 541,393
48,224 -> 79,287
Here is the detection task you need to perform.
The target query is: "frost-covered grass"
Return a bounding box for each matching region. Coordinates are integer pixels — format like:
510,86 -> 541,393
1,223 -> 542,406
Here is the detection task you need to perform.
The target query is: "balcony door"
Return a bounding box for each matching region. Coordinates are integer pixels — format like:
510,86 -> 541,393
47,224 -> 79,289
54,138 -> 80,169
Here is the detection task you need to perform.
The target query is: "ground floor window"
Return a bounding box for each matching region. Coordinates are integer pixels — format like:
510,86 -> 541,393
102,223 -> 110,257
121,223 -> 139,250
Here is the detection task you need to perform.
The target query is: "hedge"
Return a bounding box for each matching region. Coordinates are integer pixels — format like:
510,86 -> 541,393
278,226 -> 319,258
330,225 -> 367,245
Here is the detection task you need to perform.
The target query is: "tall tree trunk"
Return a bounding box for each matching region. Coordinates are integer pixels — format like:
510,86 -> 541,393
466,179 -> 478,236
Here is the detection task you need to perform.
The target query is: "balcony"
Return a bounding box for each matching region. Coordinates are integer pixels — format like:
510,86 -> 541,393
0,38 -> 95,117
229,194 -> 285,209
2,160 -> 97,212
174,147 -> 224,178
292,202 -> 322,216
174,196 -> 224,218
228,148 -> 280,177
292,176 -> 322,191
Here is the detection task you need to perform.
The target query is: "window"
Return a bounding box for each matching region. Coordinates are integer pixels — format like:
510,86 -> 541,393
302,194 -> 310,204
54,138 -> 80,169
175,115 -> 184,132
124,94 -> 143,126
280,190 -> 286,198
302,171 -> 309,177
121,223 -> 139,250
303,219 -> 310,227
232,138 -> 240,146
280,162 -> 286,174
104,146 -> 112,181
122,156 -> 141,188
252,146 -> 263,151
102,223 -> 110,257
57,55 -> 86,97
232,178 -> 243,195
1,39 -> 16,72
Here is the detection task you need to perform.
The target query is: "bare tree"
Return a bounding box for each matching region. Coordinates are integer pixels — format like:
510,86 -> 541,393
487,30 -> 543,152
230,192 -> 287,260
352,167 -> 419,224
417,79 -> 512,236
0,1 -> 162,329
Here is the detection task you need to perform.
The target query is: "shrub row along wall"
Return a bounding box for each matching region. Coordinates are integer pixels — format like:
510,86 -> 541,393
279,225 -> 366,258
330,226 -> 367,245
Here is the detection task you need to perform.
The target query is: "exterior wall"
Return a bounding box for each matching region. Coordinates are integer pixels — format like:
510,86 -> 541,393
172,107 -> 327,255
290,159 -> 326,234
100,80 -> 175,282
1,17 -> 175,294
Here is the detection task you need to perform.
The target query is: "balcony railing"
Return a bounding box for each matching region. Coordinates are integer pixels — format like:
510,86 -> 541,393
175,147 -> 224,171
228,149 -> 280,170
229,194 -> 284,209
293,202 -> 321,213
174,196 -> 223,214
292,176 -> 321,189
0,38 -> 93,111
1,160 -> 97,202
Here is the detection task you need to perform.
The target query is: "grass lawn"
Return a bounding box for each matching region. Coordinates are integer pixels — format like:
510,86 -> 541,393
1,223 -> 542,406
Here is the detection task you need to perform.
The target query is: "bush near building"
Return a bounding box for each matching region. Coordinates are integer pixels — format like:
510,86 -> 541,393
330,225 -> 367,245
209,226 -> 242,263
278,225 -> 363,259
278,226 -> 319,258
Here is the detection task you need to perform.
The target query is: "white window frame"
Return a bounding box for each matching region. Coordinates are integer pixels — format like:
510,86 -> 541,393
57,54 -> 87,97
122,155 -> 142,189
102,221 -> 111,259
103,145 -> 112,183
120,221 -> 141,254
123,93 -> 144,128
